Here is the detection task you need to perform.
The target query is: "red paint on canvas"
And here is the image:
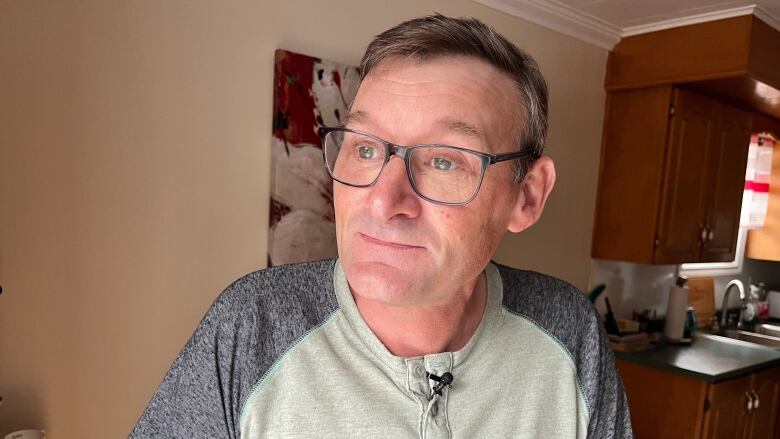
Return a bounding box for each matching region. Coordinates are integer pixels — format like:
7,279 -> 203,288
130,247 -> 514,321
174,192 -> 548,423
273,50 -> 320,145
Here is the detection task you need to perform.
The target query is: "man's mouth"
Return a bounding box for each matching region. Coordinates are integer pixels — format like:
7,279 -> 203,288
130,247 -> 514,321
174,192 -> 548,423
359,233 -> 423,250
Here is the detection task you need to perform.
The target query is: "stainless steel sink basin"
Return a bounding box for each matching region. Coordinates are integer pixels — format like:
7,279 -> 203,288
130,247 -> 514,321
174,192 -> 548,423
754,323 -> 780,338
718,329 -> 780,349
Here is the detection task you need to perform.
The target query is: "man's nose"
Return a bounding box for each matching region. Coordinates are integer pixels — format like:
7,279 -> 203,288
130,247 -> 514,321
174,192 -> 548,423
367,157 -> 422,221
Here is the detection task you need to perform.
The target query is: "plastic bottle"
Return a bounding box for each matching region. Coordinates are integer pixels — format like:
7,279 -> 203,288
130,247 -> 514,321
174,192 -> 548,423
754,283 -> 770,322
742,284 -> 761,326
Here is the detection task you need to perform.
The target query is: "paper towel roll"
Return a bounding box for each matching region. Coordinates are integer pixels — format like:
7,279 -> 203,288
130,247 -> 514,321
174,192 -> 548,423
665,285 -> 689,341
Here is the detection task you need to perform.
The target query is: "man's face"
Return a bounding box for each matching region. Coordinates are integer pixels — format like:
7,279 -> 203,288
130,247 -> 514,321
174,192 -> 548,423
334,56 -> 526,307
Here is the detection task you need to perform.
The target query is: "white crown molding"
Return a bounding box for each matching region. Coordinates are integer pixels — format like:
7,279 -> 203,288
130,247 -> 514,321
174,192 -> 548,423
474,1 -> 780,50
621,5 -> 778,37
752,5 -> 780,32
473,0 -> 622,50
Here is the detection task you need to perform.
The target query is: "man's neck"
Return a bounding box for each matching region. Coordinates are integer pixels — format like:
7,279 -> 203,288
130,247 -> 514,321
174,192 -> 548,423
352,272 -> 488,358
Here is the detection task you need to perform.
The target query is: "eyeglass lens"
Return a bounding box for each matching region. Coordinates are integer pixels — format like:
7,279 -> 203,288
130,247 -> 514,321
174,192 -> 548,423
324,129 -> 485,204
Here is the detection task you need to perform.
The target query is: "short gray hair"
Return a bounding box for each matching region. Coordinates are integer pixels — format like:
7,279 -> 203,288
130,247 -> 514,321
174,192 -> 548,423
360,13 -> 548,180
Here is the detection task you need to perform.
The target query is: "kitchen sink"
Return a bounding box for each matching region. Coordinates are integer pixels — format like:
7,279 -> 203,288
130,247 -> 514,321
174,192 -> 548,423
713,328 -> 780,349
754,323 -> 780,338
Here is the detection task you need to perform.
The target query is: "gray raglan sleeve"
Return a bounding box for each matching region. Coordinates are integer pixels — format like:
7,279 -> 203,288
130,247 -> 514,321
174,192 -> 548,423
496,264 -> 633,438
577,299 -> 634,438
129,287 -> 246,439
129,260 -> 339,439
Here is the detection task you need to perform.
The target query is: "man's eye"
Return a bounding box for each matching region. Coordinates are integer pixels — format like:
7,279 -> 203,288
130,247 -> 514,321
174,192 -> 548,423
432,157 -> 455,171
358,145 -> 377,159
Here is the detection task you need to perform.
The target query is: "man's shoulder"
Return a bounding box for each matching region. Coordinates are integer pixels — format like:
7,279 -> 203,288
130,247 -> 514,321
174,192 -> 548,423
493,263 -> 629,437
218,258 -> 336,301
129,259 -> 340,438
212,258 -> 339,328
493,262 -> 601,362
494,262 -> 592,320
221,258 -> 337,297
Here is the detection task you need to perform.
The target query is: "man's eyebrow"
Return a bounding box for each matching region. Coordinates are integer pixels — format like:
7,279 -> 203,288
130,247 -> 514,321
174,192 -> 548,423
342,113 -> 484,142
435,118 -> 484,140
342,110 -> 369,127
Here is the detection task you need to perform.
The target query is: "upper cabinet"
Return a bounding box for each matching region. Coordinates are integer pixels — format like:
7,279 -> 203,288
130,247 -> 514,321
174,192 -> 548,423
700,102 -> 754,262
591,15 -> 780,264
592,86 -> 751,264
605,15 -> 780,123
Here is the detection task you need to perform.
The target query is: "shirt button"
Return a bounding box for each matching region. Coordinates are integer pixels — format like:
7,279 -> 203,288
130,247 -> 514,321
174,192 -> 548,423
414,364 -> 425,378
430,401 -> 439,416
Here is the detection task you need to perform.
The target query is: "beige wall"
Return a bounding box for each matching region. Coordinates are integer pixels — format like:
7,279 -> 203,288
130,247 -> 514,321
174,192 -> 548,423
0,1 -> 607,436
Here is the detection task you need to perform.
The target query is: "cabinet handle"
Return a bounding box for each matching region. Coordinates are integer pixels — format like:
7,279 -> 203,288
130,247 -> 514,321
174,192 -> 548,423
746,391 -> 754,412
700,227 -> 708,243
751,390 -> 760,409
708,230 -> 715,241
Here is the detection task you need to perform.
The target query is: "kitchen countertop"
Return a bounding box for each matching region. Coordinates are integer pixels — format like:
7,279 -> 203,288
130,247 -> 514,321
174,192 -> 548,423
614,333 -> 780,382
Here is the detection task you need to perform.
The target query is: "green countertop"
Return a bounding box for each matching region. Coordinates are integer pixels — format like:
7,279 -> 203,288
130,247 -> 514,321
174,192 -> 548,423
614,334 -> 780,382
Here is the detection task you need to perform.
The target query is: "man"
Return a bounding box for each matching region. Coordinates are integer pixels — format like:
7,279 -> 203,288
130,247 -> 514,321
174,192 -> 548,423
131,14 -> 632,438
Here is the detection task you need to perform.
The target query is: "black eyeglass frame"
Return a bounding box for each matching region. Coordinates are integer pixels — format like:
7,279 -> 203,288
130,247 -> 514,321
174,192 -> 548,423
319,126 -> 540,206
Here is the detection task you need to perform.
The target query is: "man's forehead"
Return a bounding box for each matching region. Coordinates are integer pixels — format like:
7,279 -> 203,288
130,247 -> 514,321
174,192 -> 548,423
345,57 -> 524,151
360,56 -> 509,96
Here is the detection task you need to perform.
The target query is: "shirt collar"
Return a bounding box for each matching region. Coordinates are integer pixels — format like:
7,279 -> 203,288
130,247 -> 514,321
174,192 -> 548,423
332,259 -> 505,374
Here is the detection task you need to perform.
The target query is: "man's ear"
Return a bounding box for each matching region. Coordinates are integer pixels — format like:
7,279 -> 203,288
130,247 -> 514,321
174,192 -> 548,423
507,156 -> 556,233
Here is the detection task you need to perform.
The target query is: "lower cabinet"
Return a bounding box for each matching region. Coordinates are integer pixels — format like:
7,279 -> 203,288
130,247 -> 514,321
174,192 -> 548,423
704,374 -> 754,438
747,367 -> 780,439
617,359 -> 780,439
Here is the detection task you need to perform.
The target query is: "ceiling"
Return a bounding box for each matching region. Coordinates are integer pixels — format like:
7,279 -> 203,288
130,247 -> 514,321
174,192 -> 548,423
474,0 -> 780,49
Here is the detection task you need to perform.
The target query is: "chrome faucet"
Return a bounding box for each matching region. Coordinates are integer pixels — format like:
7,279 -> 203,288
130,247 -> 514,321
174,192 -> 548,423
720,279 -> 746,328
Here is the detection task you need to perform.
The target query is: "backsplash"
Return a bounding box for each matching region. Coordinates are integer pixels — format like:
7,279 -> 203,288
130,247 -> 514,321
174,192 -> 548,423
589,258 -> 780,320
742,258 -> 780,287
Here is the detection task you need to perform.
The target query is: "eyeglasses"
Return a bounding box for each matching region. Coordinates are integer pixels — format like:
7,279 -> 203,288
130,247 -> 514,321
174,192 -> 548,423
319,127 -> 538,205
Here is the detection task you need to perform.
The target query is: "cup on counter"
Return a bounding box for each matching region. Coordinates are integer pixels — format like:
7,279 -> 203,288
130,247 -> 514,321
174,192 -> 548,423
684,307 -> 697,338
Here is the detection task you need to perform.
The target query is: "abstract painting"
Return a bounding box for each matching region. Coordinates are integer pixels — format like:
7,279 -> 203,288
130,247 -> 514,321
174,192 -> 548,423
268,49 -> 360,266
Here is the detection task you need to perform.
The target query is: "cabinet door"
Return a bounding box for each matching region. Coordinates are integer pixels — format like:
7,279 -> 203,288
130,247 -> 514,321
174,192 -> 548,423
655,89 -> 717,263
592,87 -> 673,263
701,104 -> 752,262
616,359 -> 708,439
703,374 -> 753,439
747,367 -> 780,439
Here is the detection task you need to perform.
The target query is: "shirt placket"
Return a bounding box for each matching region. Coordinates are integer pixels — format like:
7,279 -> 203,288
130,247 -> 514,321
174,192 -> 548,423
405,353 -> 453,439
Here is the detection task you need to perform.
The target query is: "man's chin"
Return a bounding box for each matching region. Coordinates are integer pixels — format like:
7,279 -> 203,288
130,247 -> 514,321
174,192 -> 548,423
342,260 -> 423,306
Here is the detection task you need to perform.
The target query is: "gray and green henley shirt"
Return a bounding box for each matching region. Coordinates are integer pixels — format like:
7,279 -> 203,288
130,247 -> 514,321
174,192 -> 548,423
130,259 -> 633,438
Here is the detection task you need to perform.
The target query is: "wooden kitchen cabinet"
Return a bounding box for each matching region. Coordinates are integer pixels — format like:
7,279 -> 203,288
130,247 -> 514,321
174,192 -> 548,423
700,103 -> 756,262
746,367 -> 780,439
617,359 -> 708,438
605,15 -> 780,122
618,359 -> 780,439
702,365 -> 780,439
592,86 -> 752,264
703,374 -> 753,438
